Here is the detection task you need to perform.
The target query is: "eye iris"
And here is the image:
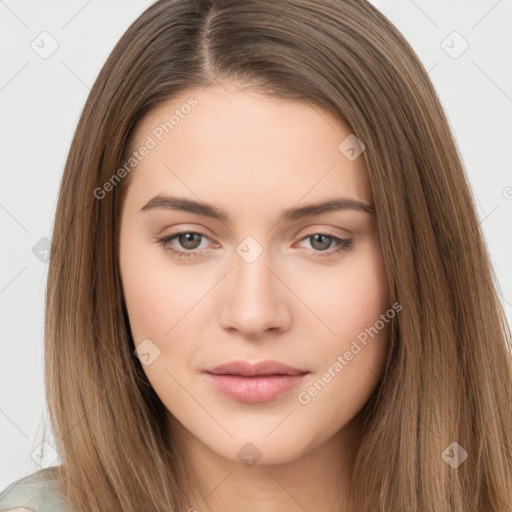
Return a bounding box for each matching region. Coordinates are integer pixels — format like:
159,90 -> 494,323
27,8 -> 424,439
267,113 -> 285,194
179,232 -> 202,250
310,234 -> 331,251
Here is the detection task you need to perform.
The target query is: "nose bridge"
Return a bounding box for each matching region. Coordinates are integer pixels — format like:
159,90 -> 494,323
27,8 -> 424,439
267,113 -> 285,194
232,234 -> 278,303
241,243 -> 270,282
218,234 -> 289,335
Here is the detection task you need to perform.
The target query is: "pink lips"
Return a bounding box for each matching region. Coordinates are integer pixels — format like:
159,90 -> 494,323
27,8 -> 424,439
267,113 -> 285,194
204,360 -> 309,403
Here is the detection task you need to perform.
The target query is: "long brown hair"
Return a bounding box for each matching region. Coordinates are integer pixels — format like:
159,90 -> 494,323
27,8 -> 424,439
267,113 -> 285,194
44,0 -> 512,510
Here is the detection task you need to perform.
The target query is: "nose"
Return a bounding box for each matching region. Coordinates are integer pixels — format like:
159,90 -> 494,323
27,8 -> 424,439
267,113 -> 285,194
217,244 -> 292,339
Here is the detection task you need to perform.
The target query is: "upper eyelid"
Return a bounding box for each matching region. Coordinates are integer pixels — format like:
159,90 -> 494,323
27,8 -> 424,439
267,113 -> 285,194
162,222 -> 352,238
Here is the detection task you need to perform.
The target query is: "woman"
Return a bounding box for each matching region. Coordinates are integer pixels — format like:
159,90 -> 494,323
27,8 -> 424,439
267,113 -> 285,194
1,0 -> 511,510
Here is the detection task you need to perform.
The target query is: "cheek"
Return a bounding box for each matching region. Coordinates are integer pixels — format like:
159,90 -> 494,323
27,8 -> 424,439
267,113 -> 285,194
293,242 -> 390,410
301,241 -> 390,341
119,240 -> 201,401
120,266 -> 167,345
119,237 -> 200,344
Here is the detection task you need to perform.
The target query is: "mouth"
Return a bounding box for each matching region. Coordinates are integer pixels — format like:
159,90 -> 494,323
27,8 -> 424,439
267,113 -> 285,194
204,360 -> 309,403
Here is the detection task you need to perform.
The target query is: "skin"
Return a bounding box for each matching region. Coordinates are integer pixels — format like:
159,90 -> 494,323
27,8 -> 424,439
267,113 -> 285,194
118,81 -> 391,512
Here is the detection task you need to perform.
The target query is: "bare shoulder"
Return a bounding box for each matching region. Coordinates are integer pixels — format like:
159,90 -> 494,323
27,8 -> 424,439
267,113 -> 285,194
0,466 -> 69,512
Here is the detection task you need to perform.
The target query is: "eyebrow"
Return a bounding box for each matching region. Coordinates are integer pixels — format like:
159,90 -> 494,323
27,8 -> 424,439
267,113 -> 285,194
139,195 -> 375,222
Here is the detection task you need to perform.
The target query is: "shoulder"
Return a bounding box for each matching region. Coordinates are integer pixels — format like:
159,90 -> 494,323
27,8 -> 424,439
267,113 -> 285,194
0,466 -> 69,512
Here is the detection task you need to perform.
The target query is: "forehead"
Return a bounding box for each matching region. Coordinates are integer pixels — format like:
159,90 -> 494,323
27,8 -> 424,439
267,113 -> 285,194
123,82 -> 371,213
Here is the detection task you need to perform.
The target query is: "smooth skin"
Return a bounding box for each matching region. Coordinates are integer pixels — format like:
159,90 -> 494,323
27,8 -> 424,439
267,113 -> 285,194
118,81 -> 391,512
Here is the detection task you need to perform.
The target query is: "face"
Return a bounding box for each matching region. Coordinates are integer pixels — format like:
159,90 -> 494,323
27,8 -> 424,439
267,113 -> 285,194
118,81 -> 391,465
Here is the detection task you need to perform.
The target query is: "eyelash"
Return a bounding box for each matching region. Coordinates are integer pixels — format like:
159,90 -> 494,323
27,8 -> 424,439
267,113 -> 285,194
155,230 -> 353,260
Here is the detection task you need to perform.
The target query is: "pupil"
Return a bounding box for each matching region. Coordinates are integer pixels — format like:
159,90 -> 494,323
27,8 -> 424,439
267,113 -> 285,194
181,233 -> 200,249
313,234 -> 330,251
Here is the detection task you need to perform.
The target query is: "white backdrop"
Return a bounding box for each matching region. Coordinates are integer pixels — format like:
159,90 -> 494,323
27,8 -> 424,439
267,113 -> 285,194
1,0 -> 511,487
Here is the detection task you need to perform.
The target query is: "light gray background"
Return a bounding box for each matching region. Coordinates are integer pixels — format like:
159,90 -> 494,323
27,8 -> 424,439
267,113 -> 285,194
1,0 -> 511,488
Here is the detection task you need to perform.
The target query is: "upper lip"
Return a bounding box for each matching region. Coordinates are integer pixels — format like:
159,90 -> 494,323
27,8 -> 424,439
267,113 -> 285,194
205,360 -> 308,377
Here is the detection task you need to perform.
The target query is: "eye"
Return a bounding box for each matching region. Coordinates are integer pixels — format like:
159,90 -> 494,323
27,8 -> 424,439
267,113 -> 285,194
296,232 -> 353,258
156,230 -> 214,259
155,230 -> 353,259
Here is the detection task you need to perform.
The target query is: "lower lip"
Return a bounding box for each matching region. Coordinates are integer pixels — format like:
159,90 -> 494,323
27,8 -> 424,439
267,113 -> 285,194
204,373 -> 308,403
